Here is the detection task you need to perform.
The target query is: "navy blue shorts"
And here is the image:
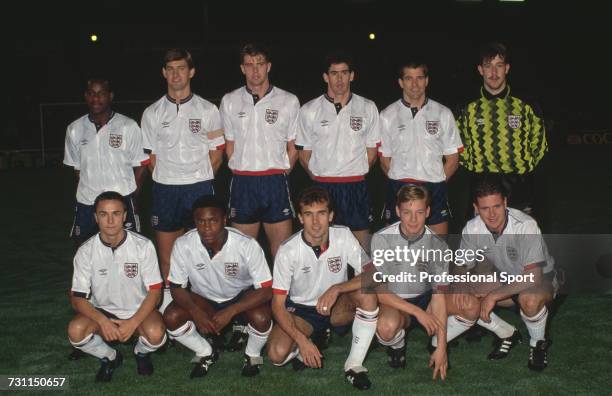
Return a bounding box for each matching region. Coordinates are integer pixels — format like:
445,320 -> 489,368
229,173 -> 294,224
151,180 -> 214,232
285,299 -> 349,334
383,179 -> 450,225
70,194 -> 140,244
404,290 -> 432,329
314,179 -> 372,231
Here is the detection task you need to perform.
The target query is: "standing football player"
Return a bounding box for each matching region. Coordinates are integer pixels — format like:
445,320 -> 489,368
67,192 -> 166,382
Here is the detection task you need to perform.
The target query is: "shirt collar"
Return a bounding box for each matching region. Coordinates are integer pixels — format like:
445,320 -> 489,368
200,229 -> 229,257
400,97 -> 428,117
88,110 -> 115,131
324,93 -> 352,114
481,85 -> 510,100
99,230 -> 127,251
165,93 -> 194,105
301,231 -> 329,259
246,85 -> 273,105
398,224 -> 426,244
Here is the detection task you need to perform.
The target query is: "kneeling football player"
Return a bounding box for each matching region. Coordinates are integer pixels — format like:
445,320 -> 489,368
372,185 -> 480,380
267,187 -> 379,390
68,191 -> 166,382
163,195 -> 273,378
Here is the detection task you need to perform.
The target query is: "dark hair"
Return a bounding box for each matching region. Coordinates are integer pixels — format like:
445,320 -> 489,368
479,42 -> 509,65
396,185 -> 431,207
94,191 -> 127,211
85,78 -> 112,92
192,195 -> 226,216
324,49 -> 354,73
240,43 -> 270,63
297,187 -> 333,214
163,48 -> 194,69
472,174 -> 508,203
398,60 -> 429,79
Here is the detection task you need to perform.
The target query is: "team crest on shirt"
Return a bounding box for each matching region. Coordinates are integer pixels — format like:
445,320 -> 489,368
350,116 -> 363,132
506,246 -> 519,262
225,262 -> 239,277
109,133 -> 122,148
327,256 -> 343,273
189,118 -> 202,134
508,115 -> 522,129
265,109 -> 279,124
425,121 -> 440,135
124,262 -> 138,278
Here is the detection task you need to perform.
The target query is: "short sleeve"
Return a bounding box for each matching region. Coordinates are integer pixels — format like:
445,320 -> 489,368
519,231 -> 547,271
168,240 -> 190,287
440,108 -> 464,155
140,108 -> 157,153
459,230 -> 480,270
365,102 -> 381,149
378,110 -> 393,158
286,95 -> 301,141
63,126 -> 80,169
346,231 -> 370,275
272,247 -> 293,294
295,105 -> 313,149
71,247 -> 91,295
219,95 -> 235,141
244,239 -> 272,289
429,238 -> 450,291
206,105 -> 225,151
141,240 -> 162,290
125,120 -> 148,166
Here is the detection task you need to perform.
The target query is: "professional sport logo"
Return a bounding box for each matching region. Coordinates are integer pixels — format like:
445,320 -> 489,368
506,246 -> 519,262
109,134 -> 123,148
327,256 -> 343,273
425,121 -> 440,135
189,119 -> 202,134
124,263 -> 138,278
350,116 -> 363,131
265,109 -> 279,124
508,115 -> 522,129
225,262 -> 239,277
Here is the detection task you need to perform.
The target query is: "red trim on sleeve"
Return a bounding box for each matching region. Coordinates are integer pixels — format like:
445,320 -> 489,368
362,261 -> 375,272
376,142 -> 382,148
260,280 -> 273,288
523,263 -> 539,271
457,146 -> 465,154
215,144 -> 226,151
272,288 -> 287,295
141,158 -> 151,166
313,175 -> 365,183
377,151 -> 383,157
148,282 -> 163,290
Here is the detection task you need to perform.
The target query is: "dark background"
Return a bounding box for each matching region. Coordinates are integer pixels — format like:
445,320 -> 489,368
3,0 -> 611,153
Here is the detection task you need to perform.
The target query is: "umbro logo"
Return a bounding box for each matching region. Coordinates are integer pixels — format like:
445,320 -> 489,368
398,124 -> 406,131
80,139 -> 88,145
301,266 -> 312,274
476,118 -> 485,126
282,208 -> 291,216
320,120 -> 329,127
195,263 -> 206,270
98,269 -> 108,276
161,122 -> 170,128
238,112 -> 247,118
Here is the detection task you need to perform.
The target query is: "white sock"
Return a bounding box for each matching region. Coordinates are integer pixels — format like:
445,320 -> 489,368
521,307 -> 548,347
159,288 -> 173,314
274,347 -> 301,367
168,321 -> 213,357
134,334 -> 167,355
70,333 -> 116,360
376,329 -> 405,350
245,323 -> 272,358
477,312 -> 516,338
432,315 -> 475,347
344,307 -> 379,372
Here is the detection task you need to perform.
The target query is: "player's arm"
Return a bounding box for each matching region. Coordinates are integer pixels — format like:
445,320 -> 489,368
212,286 -> 271,331
376,292 -> 441,336
209,149 -> 223,175
133,165 -> 148,199
380,156 -> 391,176
147,154 -> 156,173
70,294 -> 121,341
298,149 -> 314,179
225,140 -> 235,161
480,265 -> 544,322
315,271 -> 369,316
170,284 -> 219,335
112,288 -> 161,342
428,293 -> 448,380
367,147 -> 378,168
443,153 -> 459,181
286,140 -> 298,173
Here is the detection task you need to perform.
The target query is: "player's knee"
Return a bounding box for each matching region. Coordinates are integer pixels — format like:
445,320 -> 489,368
247,310 -> 272,333
67,317 -> 89,342
518,294 -> 543,316
376,320 -> 400,342
162,306 -> 185,331
266,341 -> 289,365
142,323 -> 167,345
355,291 -> 377,311
461,296 -> 481,321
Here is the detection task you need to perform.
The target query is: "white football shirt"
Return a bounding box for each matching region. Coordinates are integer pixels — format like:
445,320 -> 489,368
71,231 -> 162,319
379,98 -> 463,182
141,94 -> 225,185
272,226 -> 369,306
168,227 -> 272,303
63,112 -> 148,205
295,94 -> 380,178
220,86 -> 300,173
460,208 -> 555,275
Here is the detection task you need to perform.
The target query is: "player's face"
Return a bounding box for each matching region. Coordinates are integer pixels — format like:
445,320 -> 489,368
474,193 -> 508,233
162,59 -> 195,92
240,54 -> 271,87
84,82 -> 113,116
398,67 -> 429,103
298,201 -> 334,241
323,63 -> 354,98
478,55 -> 510,94
396,199 -> 430,236
194,207 -> 226,246
94,199 -> 127,239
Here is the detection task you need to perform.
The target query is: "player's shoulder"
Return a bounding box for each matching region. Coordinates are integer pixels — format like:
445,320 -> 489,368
352,93 -> 378,111
222,86 -> 244,101
301,95 -> 324,111
227,227 -> 255,242
143,96 -> 167,116
111,112 -> 138,126
271,85 -> 297,100
507,208 -> 541,232
380,99 -> 402,118
424,226 -> 449,248
375,222 -> 400,236
75,233 -> 99,257
463,215 -> 486,235
174,228 -> 199,247
330,225 -> 357,242
66,114 -> 90,133
191,93 -> 218,110
426,98 -> 453,116
126,230 -> 154,246
506,86 -> 544,117
278,230 -> 303,250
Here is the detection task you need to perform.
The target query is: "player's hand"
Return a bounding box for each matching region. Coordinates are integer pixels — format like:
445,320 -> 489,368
192,309 -> 219,335
110,318 -> 138,342
453,293 -> 473,311
428,347 -> 448,381
297,338 -> 323,368
211,307 -> 235,332
316,285 -> 340,316
479,294 -> 497,323
415,310 -> 441,336
98,318 -> 121,341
